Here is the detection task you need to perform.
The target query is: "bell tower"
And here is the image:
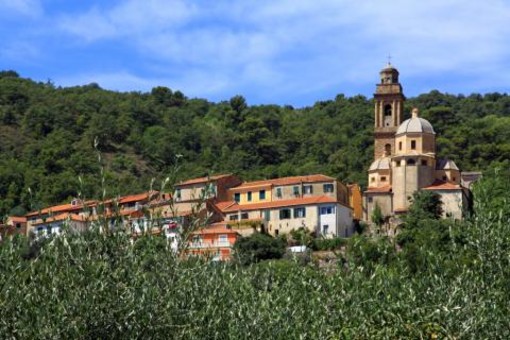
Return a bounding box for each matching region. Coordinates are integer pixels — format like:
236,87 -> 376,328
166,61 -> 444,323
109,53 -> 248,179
373,63 -> 405,159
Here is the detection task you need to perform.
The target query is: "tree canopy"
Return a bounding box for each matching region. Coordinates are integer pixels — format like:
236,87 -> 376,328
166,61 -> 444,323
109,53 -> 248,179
0,72 -> 509,217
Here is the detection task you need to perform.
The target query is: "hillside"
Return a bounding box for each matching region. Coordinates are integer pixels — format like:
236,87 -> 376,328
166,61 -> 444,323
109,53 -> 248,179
0,70 -> 509,216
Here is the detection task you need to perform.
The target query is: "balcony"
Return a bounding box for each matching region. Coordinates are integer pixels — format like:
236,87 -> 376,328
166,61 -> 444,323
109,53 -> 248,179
188,241 -> 232,249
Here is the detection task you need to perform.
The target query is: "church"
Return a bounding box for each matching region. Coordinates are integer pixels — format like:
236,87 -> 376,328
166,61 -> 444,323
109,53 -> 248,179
364,64 -> 471,222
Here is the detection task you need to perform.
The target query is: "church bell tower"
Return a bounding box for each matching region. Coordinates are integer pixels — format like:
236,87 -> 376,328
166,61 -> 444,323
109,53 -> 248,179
373,63 -> 405,159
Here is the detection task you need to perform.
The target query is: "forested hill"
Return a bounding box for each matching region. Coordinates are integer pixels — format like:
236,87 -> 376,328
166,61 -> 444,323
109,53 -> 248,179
0,70 -> 509,216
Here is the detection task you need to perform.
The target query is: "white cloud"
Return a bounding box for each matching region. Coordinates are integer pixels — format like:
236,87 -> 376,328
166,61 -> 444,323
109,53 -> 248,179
54,0 -> 510,104
0,0 -> 42,17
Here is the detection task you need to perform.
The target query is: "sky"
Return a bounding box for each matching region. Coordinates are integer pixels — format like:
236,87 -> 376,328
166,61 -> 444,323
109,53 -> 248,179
1,0 -> 510,108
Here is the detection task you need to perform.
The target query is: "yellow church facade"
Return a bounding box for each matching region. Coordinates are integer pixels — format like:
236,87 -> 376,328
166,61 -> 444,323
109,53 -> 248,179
364,64 -> 470,222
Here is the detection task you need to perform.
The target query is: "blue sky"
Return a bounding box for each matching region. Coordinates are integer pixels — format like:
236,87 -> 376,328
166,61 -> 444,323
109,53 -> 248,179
1,0 -> 510,107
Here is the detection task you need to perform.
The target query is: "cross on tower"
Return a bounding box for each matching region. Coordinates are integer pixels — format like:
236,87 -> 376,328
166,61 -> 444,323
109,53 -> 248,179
387,54 -> 392,66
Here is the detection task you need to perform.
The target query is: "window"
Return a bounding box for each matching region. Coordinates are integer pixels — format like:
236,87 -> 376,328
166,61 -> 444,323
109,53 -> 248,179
384,104 -> 392,116
259,190 -> 266,200
399,141 -> 402,150
192,235 -> 202,245
219,234 -> 228,242
407,158 -> 416,166
371,177 -> 375,183
421,160 -> 427,166
303,185 -> 313,194
411,140 -> 416,150
247,191 -> 252,202
176,189 -> 181,200
276,187 -> 282,198
293,186 -> 300,196
15,223 -> 21,229
380,176 -> 387,182
294,207 -> 306,218
322,225 -> 329,235
368,197 -> 373,203
234,193 -> 240,203
323,184 -> 334,193
279,208 -> 291,220
385,144 -> 391,155
263,210 -> 270,221
320,206 -> 334,215
241,212 -> 249,220
443,175 -> 447,181
395,161 -> 401,167
452,177 -> 456,182
229,214 -> 238,221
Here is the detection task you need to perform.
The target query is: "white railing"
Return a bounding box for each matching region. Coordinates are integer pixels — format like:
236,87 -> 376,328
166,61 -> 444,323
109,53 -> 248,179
188,241 -> 231,249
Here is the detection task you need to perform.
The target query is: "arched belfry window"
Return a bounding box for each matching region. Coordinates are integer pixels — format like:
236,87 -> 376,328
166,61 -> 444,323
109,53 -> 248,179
383,104 -> 392,126
407,158 -> 416,166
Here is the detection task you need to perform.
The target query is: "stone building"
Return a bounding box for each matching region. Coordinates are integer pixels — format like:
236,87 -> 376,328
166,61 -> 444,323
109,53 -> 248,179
364,64 -> 471,222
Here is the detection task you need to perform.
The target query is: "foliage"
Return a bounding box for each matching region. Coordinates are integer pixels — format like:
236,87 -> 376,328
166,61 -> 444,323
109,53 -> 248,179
371,202 -> 385,227
2,72 -> 509,218
0,171 -> 509,338
407,190 -> 444,222
310,237 -> 347,251
233,232 -> 286,265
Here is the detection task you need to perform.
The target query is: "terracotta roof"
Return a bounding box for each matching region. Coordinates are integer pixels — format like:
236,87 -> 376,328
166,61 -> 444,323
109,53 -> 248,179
26,200 -> 97,217
32,213 -> 88,225
234,174 -> 336,189
422,180 -> 463,191
9,216 -> 27,223
365,185 -> 392,193
214,201 -> 237,211
191,225 -> 239,235
118,191 -> 158,204
218,195 -> 339,213
177,174 -> 233,186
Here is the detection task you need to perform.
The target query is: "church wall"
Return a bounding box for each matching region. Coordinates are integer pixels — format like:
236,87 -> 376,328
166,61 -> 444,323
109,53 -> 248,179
435,169 -> 461,184
368,169 -> 391,188
418,162 -> 435,189
395,133 -> 435,155
437,190 -> 464,220
374,134 -> 395,159
365,193 -> 393,221
405,162 -> 419,210
392,160 -> 406,211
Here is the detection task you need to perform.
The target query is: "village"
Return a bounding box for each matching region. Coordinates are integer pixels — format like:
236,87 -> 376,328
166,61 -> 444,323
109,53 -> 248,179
0,65 -> 480,261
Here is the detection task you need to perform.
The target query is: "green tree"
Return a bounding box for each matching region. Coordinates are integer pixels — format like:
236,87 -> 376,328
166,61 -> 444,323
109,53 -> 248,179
233,232 -> 286,265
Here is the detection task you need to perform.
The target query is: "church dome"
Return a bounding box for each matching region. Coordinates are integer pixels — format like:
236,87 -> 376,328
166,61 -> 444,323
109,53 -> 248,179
396,108 -> 435,135
369,157 -> 391,171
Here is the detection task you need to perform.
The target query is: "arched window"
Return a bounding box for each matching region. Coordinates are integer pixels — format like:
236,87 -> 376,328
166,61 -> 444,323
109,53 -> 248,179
407,158 -> 416,166
385,144 -> 391,155
384,104 -> 392,116
383,104 -> 393,126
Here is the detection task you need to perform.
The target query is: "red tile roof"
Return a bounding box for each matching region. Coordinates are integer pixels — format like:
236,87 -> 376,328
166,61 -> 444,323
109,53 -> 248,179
177,174 -> 233,186
32,213 -> 88,225
423,180 -> 463,191
191,225 -> 239,235
118,191 -> 157,204
9,216 -> 27,223
234,174 -> 336,189
365,185 -> 392,193
218,195 -> 339,213
26,200 -> 97,217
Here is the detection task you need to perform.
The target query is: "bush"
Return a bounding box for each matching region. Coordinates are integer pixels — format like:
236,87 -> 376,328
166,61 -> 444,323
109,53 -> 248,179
311,237 -> 347,251
233,232 -> 286,265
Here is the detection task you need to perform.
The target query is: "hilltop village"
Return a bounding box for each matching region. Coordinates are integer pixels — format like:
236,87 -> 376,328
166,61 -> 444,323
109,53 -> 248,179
0,65 -> 479,259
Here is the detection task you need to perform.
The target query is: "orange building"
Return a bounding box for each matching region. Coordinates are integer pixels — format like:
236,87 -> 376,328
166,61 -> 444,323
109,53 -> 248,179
186,224 -> 239,261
